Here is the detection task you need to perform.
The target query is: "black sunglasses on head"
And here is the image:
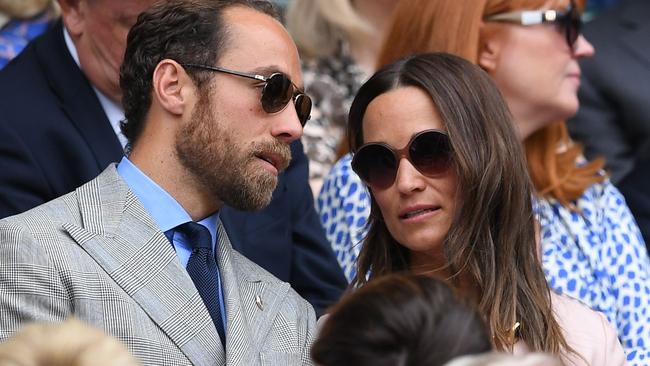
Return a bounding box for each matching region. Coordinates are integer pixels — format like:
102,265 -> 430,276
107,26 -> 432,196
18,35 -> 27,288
484,0 -> 582,49
182,64 -> 312,126
351,129 -> 453,190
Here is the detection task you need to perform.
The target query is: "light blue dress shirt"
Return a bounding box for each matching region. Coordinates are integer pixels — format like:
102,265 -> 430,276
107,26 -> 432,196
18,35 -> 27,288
117,157 -> 227,330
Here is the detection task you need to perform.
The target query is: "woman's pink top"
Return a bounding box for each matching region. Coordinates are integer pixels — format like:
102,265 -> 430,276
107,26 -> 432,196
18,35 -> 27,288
514,292 -> 627,365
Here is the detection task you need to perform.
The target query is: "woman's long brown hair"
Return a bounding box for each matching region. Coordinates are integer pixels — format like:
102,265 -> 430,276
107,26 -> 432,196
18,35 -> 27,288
377,0 -> 604,206
350,53 -> 569,355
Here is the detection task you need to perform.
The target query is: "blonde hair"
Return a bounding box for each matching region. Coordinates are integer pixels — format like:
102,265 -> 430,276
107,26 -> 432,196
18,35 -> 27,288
378,0 -> 604,205
285,0 -> 373,59
0,319 -> 140,366
0,0 -> 57,18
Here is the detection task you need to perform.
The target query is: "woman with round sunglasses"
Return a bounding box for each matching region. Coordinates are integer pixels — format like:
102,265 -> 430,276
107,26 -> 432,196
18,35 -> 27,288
342,52 -> 625,365
317,0 -> 650,362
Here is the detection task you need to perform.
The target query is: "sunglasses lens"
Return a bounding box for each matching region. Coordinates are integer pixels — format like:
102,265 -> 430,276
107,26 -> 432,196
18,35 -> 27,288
558,3 -> 581,48
294,93 -> 312,127
261,73 -> 292,113
409,131 -> 452,176
568,13 -> 581,46
352,144 -> 397,190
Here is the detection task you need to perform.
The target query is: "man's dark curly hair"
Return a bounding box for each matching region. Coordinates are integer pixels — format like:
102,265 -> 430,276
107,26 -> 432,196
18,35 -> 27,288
119,0 -> 277,151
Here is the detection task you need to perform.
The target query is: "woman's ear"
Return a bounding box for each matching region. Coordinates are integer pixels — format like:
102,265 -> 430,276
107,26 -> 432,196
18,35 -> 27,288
152,59 -> 193,116
477,23 -> 502,73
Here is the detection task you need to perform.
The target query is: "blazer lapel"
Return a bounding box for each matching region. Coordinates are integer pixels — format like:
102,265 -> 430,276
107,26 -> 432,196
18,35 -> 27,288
36,21 -> 123,169
62,166 -> 225,366
619,1 -> 650,70
216,221 -> 291,365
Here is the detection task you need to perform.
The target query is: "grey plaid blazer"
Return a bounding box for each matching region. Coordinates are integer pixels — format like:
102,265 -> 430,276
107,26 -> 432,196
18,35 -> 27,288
0,166 -> 316,365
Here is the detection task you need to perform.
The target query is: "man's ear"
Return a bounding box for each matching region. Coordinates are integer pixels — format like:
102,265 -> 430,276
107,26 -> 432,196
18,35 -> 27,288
152,59 -> 194,116
477,23 -> 502,74
58,0 -> 85,37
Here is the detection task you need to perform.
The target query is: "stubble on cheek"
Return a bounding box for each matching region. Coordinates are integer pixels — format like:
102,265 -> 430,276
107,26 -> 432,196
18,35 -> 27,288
176,93 -> 292,211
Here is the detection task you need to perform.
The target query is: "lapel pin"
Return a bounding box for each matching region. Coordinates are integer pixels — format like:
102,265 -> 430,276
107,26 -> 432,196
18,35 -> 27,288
255,295 -> 264,311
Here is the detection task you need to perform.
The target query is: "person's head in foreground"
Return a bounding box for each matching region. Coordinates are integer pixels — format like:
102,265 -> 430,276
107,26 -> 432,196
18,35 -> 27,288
312,273 -> 492,366
348,52 -> 570,354
0,318 -> 140,366
444,352 -> 561,366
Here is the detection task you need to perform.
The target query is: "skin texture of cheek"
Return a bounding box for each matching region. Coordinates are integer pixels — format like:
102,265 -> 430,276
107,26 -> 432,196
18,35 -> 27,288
488,26 -> 585,137
376,191 -> 453,261
176,101 -> 279,211
74,0 -> 154,102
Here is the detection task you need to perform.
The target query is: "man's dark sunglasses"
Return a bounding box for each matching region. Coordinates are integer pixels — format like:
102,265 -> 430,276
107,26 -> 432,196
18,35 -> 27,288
484,0 -> 581,49
351,129 -> 453,190
182,64 -> 311,126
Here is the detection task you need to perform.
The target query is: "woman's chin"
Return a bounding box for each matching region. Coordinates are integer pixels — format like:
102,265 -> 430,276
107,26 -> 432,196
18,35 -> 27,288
558,93 -> 580,120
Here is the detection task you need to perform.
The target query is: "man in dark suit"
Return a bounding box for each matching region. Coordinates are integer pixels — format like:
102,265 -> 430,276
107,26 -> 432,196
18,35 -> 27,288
619,161 -> 650,252
0,0 -> 346,316
568,0 -> 650,183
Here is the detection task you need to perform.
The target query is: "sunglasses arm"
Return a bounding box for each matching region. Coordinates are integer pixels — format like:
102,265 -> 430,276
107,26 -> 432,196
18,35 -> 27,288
212,68 -> 266,82
182,63 -> 267,82
485,10 -> 559,25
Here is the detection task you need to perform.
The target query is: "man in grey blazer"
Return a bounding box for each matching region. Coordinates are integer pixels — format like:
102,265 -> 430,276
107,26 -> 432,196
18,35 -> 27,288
0,0 -> 316,365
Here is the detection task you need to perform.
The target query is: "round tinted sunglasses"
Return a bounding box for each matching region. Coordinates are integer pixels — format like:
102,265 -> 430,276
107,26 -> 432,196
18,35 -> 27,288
182,64 -> 312,126
351,129 -> 453,190
484,0 -> 581,49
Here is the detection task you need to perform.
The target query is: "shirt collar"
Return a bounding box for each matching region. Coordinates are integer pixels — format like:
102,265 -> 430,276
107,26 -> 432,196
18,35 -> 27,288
62,26 -> 80,67
94,88 -> 127,148
116,157 -> 219,243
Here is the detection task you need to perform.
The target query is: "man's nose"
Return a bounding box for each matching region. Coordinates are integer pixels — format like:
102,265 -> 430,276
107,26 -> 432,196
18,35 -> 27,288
271,102 -> 304,144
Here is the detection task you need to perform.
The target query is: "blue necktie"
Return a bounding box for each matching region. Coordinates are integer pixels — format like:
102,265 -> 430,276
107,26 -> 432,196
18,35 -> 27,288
175,222 -> 226,346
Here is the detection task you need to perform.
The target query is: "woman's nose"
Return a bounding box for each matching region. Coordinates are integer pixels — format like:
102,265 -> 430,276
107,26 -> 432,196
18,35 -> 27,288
394,158 -> 427,194
573,34 -> 595,58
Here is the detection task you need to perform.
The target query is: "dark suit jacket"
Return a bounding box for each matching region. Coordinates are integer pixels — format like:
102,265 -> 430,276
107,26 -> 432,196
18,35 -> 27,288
0,21 -> 346,315
568,0 -> 650,183
619,158 -> 650,252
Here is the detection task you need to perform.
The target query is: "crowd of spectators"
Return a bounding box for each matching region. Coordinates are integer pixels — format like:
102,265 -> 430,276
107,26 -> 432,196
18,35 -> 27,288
0,0 -> 647,365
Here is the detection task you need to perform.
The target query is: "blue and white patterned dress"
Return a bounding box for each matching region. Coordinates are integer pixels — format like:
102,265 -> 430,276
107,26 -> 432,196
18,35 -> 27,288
317,153 -> 650,366
316,154 -> 370,281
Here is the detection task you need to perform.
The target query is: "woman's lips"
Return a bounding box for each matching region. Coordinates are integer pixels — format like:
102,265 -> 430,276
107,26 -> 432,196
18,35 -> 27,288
564,72 -> 582,90
567,71 -> 581,82
399,205 -> 441,221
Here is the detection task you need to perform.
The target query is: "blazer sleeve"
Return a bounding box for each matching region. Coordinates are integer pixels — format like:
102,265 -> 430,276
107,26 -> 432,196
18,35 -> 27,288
300,295 -> 317,365
0,220 -> 71,338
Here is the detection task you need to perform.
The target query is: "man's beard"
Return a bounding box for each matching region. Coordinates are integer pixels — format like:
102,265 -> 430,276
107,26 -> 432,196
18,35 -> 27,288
175,93 -> 291,211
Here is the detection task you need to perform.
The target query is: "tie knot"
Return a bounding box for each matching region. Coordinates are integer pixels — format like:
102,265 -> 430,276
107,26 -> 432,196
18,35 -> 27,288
176,222 -> 212,251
